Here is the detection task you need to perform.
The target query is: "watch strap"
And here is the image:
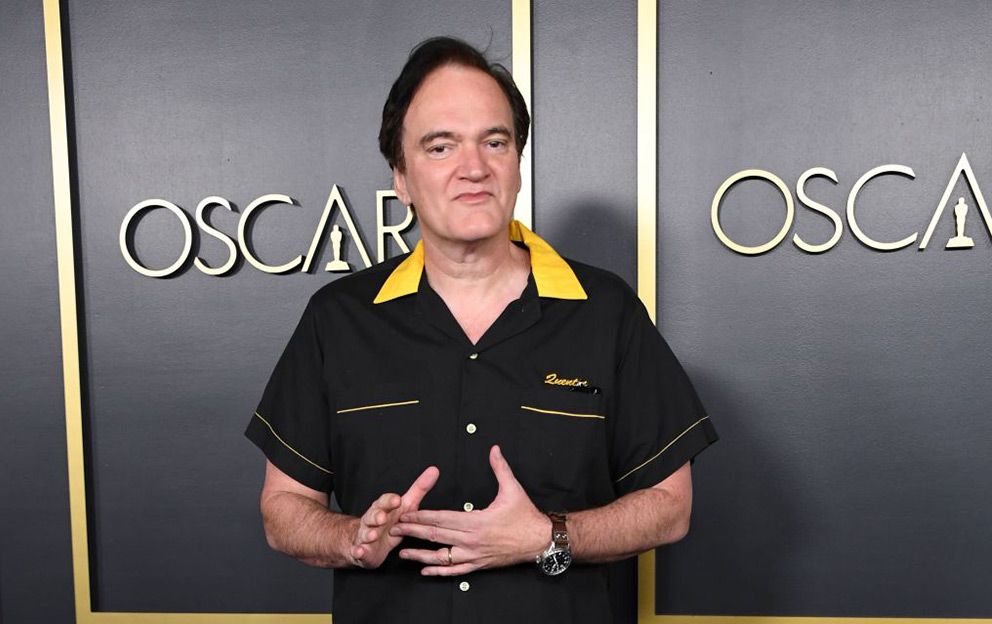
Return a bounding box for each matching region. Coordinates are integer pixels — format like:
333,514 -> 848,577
548,512 -> 569,549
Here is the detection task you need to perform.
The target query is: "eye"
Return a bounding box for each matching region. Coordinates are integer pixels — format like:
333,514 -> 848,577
427,144 -> 451,156
486,139 -> 508,150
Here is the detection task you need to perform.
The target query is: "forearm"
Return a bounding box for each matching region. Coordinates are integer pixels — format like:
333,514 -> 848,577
569,480 -> 691,564
262,491 -> 359,568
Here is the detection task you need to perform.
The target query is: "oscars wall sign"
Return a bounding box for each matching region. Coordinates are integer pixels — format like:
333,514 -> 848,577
712,152 -> 992,255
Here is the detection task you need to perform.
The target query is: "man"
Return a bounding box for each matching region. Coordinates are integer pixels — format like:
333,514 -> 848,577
246,36 -> 717,622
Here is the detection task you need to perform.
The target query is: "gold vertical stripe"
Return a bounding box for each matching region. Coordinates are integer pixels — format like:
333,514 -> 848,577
636,1 -> 659,620
637,0 -> 658,324
511,0 -> 533,230
43,0 -> 93,621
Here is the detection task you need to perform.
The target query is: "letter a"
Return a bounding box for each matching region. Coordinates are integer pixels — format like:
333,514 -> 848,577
303,185 -> 372,272
920,153 -> 992,250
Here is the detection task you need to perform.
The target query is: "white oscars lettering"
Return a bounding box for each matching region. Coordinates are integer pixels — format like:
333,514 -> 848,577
194,196 -> 237,276
846,164 -> 917,251
920,152 -> 992,250
711,169 -> 794,255
376,190 -> 415,263
119,199 -> 193,278
713,154 -> 992,255
120,187 -> 418,276
303,185 -> 372,273
238,194 -> 304,274
794,167 -> 843,254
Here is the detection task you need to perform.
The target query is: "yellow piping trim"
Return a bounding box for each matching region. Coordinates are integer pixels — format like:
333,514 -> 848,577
336,399 -> 420,414
615,416 -> 709,483
373,221 -> 587,303
253,412 -> 332,474
520,405 -> 605,420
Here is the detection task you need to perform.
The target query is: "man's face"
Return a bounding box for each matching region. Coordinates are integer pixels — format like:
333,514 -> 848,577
393,64 -> 521,246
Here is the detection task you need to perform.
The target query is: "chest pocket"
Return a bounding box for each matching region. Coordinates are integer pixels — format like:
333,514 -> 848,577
332,381 -> 423,515
506,387 -> 610,511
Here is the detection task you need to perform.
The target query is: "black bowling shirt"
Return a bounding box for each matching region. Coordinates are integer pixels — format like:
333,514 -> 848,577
246,221 -> 717,623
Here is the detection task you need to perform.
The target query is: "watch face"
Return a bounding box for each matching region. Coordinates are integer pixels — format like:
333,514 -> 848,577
541,550 -> 572,576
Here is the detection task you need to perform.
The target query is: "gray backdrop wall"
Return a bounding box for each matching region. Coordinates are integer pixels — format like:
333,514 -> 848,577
2,1 -> 990,623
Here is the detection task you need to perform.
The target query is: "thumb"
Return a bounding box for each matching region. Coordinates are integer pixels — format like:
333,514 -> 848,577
402,465 -> 440,511
490,445 -> 521,496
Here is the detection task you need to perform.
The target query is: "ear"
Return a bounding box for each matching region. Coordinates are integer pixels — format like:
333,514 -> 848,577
514,158 -> 523,195
393,167 -> 412,207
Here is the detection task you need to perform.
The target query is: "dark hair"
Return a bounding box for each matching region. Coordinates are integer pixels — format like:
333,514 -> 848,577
379,36 -> 530,172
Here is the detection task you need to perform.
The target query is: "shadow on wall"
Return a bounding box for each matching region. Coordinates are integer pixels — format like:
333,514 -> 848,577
656,367 -> 803,616
542,202 -> 635,287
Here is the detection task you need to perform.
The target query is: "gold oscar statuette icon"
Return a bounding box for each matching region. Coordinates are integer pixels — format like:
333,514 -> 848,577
325,224 -> 351,271
945,197 -> 975,250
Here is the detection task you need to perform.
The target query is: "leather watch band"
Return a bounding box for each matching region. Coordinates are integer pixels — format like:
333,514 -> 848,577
548,512 -> 569,549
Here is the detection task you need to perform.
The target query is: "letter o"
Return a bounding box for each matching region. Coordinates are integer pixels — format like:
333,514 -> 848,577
119,199 -> 193,278
711,169 -> 795,255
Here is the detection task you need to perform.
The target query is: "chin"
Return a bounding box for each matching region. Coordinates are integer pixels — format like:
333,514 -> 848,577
450,212 -> 510,242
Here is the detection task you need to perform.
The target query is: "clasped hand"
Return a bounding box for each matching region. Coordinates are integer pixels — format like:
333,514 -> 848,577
350,445 -> 550,576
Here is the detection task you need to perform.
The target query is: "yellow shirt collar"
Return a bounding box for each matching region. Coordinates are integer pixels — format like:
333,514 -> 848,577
373,220 -> 588,304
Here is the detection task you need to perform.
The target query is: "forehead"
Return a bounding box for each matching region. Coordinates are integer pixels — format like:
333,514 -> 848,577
403,64 -> 513,135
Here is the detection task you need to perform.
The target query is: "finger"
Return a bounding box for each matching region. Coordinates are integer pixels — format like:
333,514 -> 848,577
372,492 -> 401,511
402,466 -> 440,511
362,506 -> 388,527
421,562 -> 477,577
399,509 -> 476,529
490,445 -> 520,491
390,522 -> 465,545
398,547 -> 462,566
355,525 -> 378,545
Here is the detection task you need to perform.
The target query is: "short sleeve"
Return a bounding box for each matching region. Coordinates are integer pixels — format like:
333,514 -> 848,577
609,294 -> 717,497
245,298 -> 334,493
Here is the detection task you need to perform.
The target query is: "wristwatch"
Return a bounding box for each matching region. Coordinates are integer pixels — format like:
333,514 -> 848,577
535,512 -> 571,576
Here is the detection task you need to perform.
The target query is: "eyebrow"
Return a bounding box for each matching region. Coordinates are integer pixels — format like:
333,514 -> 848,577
482,125 -> 512,138
418,126 -> 513,147
419,130 -> 456,147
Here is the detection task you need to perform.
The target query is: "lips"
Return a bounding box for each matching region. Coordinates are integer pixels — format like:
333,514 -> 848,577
455,191 -> 492,202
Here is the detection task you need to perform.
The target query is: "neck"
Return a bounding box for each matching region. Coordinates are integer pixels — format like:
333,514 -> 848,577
421,229 -> 531,345
422,231 -> 528,297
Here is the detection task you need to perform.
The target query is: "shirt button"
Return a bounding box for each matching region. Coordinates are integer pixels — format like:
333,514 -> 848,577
468,353 -> 479,360
459,581 -> 470,592
463,502 -> 474,512
465,423 -> 477,434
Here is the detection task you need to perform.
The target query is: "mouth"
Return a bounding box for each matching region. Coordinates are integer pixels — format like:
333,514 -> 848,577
455,191 -> 492,202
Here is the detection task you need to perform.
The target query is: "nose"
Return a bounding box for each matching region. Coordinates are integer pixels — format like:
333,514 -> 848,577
457,144 -> 489,181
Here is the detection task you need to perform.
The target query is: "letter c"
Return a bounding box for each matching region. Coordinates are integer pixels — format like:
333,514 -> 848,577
119,199 -> 193,278
847,165 -> 917,251
238,194 -> 304,274
711,169 -> 794,255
